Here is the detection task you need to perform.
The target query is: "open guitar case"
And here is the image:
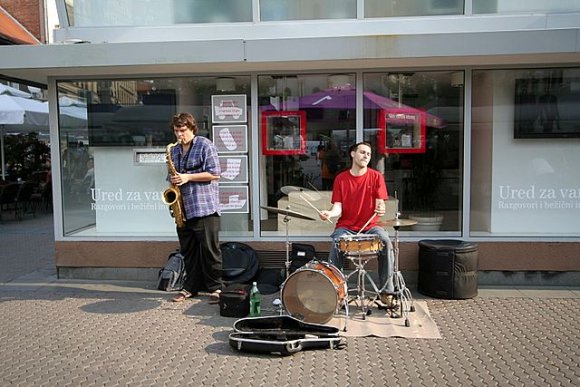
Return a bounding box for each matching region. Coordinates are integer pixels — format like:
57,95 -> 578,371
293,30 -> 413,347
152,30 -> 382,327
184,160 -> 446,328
229,315 -> 346,356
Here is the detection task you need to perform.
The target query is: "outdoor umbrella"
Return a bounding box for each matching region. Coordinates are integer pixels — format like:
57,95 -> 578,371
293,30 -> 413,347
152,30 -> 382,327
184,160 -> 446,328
299,88 -> 446,128
0,83 -> 33,99
0,86 -> 49,180
53,96 -> 88,128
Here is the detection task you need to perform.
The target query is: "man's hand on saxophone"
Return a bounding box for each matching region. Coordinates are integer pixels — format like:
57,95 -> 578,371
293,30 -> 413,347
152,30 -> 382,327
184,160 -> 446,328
170,173 -> 187,186
171,172 -> 220,186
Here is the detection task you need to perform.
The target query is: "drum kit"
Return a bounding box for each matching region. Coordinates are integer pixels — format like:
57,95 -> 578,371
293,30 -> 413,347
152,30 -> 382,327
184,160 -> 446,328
261,186 -> 416,328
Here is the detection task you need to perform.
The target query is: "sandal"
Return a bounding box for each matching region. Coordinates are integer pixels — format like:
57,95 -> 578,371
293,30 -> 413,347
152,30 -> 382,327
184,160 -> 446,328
172,290 -> 193,302
208,289 -> 221,304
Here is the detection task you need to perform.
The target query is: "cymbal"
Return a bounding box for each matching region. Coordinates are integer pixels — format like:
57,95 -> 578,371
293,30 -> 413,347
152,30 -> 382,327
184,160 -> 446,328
280,185 -> 307,195
280,186 -> 321,201
379,218 -> 418,228
260,206 -> 316,221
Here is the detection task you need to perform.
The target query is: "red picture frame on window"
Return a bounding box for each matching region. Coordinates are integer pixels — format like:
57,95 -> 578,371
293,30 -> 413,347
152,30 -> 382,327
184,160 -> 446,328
377,109 -> 426,154
261,110 -> 307,155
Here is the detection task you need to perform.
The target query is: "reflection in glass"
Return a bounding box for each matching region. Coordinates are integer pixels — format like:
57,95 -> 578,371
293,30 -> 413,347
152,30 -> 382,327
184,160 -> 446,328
473,1 -> 580,14
258,74 -> 356,236
261,0 -> 356,21
363,71 -> 464,232
63,0 -> 252,26
365,0 -> 463,17
57,76 -> 252,237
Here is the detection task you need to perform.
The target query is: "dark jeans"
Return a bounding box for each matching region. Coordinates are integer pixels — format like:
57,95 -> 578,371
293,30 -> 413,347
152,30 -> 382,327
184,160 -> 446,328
177,213 -> 223,294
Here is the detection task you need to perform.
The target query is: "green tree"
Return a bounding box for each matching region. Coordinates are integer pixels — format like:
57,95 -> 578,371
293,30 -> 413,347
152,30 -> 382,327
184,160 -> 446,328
4,132 -> 50,181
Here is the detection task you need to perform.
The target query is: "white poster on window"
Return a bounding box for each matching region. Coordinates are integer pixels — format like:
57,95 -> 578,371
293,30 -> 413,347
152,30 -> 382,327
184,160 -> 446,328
211,95 -> 247,124
218,155 -> 248,183
219,186 -> 249,214
212,125 -> 248,153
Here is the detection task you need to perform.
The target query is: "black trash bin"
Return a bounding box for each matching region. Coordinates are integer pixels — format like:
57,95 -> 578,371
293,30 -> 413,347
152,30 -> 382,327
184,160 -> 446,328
418,240 -> 478,299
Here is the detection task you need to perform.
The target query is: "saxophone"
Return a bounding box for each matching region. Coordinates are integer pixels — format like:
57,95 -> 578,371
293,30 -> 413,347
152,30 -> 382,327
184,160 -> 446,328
162,141 -> 186,228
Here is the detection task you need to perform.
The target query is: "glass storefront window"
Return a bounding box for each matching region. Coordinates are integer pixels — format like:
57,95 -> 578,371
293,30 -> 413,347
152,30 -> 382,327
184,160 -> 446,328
258,74 -> 356,236
471,68 -> 580,237
63,0 -> 252,26
365,0 -> 463,18
473,1 -> 580,14
57,76 -> 252,237
260,0 -> 356,21
61,0 -> 580,26
363,71 -> 464,233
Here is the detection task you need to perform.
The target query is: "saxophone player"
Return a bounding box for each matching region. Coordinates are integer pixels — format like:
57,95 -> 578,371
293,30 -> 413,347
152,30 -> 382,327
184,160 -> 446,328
168,112 -> 224,304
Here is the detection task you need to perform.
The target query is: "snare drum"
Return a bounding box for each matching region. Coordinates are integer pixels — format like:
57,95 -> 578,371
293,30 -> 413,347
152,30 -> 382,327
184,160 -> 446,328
281,261 -> 346,324
337,234 -> 383,256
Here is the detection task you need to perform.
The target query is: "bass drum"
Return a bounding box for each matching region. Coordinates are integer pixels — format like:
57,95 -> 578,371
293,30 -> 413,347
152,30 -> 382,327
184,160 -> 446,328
281,261 -> 346,324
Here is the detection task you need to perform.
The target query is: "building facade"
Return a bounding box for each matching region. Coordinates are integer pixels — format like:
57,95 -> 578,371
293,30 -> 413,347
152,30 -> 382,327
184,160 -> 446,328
1,0 -> 579,284
0,0 -> 47,44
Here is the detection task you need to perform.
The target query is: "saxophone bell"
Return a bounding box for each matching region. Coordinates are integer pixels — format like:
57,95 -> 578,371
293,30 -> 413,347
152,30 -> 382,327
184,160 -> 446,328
162,186 -> 179,206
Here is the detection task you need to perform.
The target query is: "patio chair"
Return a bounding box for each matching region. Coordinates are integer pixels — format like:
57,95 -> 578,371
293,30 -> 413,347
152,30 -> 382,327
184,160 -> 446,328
14,182 -> 37,220
31,181 -> 52,213
0,183 -> 20,222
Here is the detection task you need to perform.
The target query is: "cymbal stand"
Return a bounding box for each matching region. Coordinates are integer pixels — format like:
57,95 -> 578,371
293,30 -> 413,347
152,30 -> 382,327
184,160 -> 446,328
346,252 -> 380,320
282,210 -> 292,280
385,210 -> 415,327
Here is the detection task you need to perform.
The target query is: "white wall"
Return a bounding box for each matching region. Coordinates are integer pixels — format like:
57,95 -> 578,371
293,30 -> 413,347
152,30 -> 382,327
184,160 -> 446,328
93,148 -> 176,235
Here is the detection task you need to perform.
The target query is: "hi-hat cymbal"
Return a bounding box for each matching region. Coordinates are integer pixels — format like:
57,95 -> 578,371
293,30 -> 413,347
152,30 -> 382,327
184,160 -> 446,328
260,206 -> 316,221
379,218 -> 418,228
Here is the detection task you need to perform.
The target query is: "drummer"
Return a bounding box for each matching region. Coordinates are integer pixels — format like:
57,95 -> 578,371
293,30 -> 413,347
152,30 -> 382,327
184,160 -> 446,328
318,141 -> 394,295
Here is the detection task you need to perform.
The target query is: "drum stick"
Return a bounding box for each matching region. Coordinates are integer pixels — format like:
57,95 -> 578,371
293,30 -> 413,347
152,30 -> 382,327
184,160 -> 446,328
300,193 -> 333,224
356,213 -> 376,235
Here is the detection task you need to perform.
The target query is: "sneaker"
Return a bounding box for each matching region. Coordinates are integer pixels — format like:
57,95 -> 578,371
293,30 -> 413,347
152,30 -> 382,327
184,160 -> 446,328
208,289 -> 221,304
380,293 -> 400,309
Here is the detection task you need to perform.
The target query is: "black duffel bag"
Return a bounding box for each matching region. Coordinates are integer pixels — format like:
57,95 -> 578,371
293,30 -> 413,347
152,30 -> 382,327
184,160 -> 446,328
221,242 -> 259,285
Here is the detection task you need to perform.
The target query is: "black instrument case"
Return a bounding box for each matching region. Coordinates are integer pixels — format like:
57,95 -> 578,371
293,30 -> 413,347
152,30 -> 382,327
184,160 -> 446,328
229,315 -> 345,356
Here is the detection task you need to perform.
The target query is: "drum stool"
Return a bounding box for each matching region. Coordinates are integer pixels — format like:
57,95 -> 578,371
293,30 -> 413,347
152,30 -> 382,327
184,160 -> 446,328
345,252 -> 381,320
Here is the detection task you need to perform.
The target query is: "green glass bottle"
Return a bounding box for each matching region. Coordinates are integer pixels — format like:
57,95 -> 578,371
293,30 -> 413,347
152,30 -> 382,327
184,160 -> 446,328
249,282 -> 261,317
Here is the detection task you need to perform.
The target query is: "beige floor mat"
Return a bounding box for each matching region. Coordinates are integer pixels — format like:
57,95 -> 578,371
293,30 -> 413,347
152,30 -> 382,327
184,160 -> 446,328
326,301 -> 441,339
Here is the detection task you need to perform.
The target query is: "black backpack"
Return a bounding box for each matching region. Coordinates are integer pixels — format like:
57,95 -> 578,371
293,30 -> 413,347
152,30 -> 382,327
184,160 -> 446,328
157,251 -> 187,291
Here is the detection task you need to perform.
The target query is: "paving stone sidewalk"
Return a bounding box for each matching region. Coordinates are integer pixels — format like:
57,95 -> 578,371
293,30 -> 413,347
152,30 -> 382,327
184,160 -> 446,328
0,213 -> 578,386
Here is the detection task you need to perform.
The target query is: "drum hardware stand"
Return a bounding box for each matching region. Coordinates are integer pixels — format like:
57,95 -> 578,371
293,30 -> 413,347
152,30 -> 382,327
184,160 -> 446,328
259,205 -> 316,282
328,286 -> 350,333
272,298 -> 284,316
378,210 -> 416,327
282,211 -> 292,280
340,295 -> 350,332
345,252 -> 380,320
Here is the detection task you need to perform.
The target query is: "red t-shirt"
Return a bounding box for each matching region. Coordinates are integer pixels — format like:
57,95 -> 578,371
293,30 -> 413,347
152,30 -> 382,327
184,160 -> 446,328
331,168 -> 388,231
